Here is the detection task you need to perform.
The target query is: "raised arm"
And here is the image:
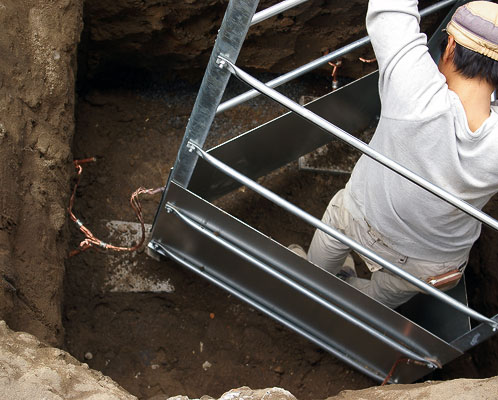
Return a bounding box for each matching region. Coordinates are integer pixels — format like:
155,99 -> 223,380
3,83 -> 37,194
366,0 -> 448,119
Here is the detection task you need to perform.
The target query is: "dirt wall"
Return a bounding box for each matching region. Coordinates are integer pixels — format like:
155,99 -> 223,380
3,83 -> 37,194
79,0 -> 446,84
0,0 -> 83,346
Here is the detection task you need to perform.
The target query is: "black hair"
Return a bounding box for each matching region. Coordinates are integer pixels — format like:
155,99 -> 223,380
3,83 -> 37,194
440,35 -> 498,88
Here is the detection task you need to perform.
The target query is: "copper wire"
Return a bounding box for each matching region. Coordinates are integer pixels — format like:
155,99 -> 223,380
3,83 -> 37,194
381,357 -> 430,386
328,59 -> 342,86
359,56 -> 377,63
68,158 -> 164,257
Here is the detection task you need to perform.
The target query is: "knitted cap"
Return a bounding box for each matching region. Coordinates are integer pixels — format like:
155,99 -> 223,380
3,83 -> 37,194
446,1 -> 498,61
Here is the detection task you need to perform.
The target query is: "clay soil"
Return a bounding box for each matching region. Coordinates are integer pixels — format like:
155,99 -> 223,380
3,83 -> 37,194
64,74 -> 498,400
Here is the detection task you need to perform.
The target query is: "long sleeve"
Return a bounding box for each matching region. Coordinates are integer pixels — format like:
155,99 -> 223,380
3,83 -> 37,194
366,0 -> 448,120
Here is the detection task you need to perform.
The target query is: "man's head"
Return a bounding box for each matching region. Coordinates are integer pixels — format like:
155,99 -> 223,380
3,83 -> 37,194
439,1 -> 498,88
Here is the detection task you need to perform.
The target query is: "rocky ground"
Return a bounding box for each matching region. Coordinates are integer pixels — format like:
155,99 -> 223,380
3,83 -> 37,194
0,320 -> 135,399
2,318 -> 498,399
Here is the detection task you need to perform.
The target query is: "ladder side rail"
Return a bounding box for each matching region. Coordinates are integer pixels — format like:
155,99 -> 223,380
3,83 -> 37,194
164,204 -> 436,368
170,0 -> 260,189
216,0 -> 459,114
251,0 -> 309,26
151,242 -> 391,383
188,141 -> 498,330
219,57 -> 498,233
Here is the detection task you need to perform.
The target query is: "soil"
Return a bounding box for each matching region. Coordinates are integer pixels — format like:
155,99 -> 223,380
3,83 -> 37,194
65,77 -> 375,399
3,315 -> 498,400
65,72 -> 498,400
79,0 -> 374,83
0,0 -> 83,346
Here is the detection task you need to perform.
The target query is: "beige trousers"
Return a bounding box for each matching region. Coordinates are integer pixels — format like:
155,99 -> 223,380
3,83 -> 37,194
307,189 -> 468,309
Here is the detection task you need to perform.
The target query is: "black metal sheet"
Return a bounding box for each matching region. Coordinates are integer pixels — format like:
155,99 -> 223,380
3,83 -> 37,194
188,72 -> 381,201
397,278 -> 471,343
451,314 -> 498,352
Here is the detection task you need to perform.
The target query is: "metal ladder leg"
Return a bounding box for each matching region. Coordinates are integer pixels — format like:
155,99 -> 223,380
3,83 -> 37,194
170,0 -> 260,188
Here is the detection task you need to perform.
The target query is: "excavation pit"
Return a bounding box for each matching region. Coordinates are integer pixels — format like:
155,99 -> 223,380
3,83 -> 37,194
63,0 -> 498,398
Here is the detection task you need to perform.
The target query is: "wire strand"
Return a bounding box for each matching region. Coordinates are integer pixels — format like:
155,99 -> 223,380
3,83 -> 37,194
68,158 -> 164,257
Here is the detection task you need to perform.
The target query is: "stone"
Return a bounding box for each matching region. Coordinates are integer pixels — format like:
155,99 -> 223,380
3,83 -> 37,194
0,321 -> 136,399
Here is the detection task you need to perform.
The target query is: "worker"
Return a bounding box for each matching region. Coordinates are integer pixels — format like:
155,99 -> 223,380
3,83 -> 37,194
294,0 -> 498,308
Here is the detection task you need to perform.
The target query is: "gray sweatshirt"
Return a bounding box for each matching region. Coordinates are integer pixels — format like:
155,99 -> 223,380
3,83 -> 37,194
345,0 -> 498,261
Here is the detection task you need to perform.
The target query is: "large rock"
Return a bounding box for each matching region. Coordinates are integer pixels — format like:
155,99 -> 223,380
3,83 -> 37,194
161,387 -> 297,400
0,321 -> 135,399
326,377 -> 498,399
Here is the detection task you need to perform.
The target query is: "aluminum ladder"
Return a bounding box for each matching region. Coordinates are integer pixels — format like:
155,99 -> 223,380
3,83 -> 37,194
148,0 -> 498,383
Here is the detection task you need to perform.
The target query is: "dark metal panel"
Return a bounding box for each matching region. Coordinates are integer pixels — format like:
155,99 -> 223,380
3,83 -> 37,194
451,314 -> 498,352
188,72 -> 381,201
150,182 -> 464,383
397,278 -> 471,343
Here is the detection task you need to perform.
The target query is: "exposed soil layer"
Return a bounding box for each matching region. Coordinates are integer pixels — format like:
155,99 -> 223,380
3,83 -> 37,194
3,312 -> 498,400
0,0 -> 83,346
65,72 -> 498,399
80,0 -> 371,83
79,0 -> 447,85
